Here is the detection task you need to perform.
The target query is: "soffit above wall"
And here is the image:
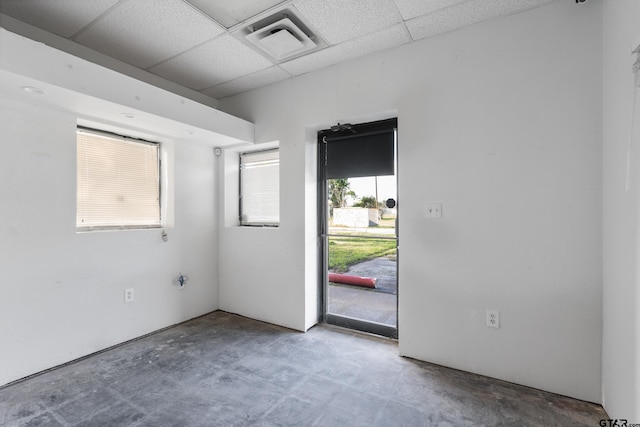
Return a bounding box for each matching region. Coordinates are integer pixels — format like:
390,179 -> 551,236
0,28 -> 255,147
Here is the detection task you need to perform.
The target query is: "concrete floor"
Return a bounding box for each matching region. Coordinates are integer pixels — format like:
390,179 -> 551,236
0,311 -> 607,426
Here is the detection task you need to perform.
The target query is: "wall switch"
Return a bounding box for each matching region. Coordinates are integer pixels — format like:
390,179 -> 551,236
425,203 -> 443,218
486,310 -> 499,328
124,288 -> 135,303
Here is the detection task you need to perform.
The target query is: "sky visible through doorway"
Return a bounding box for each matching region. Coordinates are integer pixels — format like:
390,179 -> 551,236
346,176 -> 396,206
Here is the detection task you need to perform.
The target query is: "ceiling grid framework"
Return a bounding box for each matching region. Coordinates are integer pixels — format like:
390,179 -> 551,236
73,0 -> 225,69
0,0 -> 557,100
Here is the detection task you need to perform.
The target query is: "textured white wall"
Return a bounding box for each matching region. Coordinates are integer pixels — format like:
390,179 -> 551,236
219,0 -> 602,402
0,97 -> 219,386
602,0 -> 640,419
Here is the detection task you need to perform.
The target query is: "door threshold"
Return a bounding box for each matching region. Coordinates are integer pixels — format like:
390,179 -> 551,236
325,313 -> 397,339
321,321 -> 399,343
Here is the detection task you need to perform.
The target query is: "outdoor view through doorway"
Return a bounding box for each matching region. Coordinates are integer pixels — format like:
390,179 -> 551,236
319,118 -> 398,338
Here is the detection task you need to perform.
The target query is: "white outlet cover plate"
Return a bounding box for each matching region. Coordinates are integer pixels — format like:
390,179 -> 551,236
124,288 -> 135,303
486,310 -> 499,328
425,203 -> 442,218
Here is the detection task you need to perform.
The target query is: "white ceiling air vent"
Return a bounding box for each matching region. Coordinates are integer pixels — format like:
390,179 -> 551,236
245,18 -> 317,61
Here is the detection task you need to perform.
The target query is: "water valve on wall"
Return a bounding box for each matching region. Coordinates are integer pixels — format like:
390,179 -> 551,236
177,273 -> 189,289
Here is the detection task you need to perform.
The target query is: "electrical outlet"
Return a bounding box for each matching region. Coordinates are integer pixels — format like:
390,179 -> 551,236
425,203 -> 443,218
486,310 -> 499,328
124,288 -> 135,303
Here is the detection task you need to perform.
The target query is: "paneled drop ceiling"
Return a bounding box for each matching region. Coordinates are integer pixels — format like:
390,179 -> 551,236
0,0 -> 556,100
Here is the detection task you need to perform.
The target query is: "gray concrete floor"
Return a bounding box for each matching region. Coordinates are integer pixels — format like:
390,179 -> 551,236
0,311 -> 607,426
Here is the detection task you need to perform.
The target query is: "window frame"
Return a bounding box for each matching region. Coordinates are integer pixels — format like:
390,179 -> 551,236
239,148 -> 280,227
76,127 -> 162,232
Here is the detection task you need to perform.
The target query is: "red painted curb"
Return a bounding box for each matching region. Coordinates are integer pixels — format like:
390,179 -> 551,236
328,273 -> 377,288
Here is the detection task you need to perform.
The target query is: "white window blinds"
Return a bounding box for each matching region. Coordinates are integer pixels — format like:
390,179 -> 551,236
240,149 -> 279,226
76,129 -> 161,230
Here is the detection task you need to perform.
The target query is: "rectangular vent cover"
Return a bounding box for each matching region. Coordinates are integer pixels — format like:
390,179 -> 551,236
246,17 -> 317,60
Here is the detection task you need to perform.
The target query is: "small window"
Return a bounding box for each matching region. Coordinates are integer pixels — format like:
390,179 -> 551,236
240,149 -> 279,226
76,128 -> 161,231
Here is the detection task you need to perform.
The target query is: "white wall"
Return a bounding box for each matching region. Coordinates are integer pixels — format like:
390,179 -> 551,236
602,0 -> 640,420
219,0 -> 602,402
0,96 -> 219,386
217,152 -> 305,329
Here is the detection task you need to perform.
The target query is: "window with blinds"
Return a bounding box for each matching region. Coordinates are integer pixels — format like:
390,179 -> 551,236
240,149 -> 279,226
76,128 -> 161,231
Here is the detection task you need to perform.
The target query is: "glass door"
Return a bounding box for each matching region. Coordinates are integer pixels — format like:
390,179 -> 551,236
318,119 -> 398,338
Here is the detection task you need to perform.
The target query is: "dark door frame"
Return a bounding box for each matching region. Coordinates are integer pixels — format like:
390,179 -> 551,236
317,118 -> 398,339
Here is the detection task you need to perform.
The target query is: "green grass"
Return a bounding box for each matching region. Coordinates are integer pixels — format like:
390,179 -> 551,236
328,237 -> 397,272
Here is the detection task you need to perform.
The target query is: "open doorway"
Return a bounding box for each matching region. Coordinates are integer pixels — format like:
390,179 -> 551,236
318,118 -> 398,338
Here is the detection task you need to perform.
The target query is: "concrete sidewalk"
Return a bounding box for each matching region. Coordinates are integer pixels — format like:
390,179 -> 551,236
344,257 -> 397,294
328,256 -> 398,326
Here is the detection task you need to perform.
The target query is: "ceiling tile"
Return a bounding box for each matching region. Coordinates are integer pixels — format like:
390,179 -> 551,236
406,0 -> 553,40
0,0 -> 120,38
186,0 -> 285,28
392,0 -> 469,20
202,66 -> 291,99
281,24 -> 410,76
149,34 -> 274,90
1,0 -> 559,101
74,0 -> 224,69
292,0 -> 403,45
493,0 -> 555,14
